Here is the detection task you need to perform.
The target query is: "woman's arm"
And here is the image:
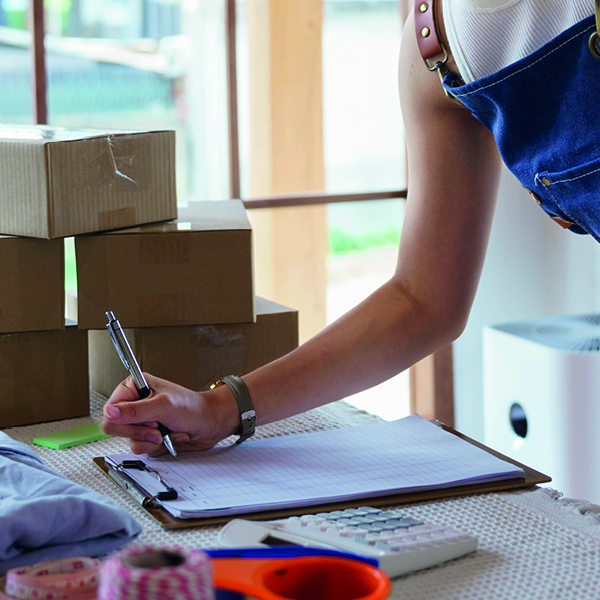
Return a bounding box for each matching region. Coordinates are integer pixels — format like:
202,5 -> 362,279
102,11 -> 503,456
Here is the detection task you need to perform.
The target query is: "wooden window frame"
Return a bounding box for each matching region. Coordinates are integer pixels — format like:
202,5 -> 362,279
27,0 -> 453,426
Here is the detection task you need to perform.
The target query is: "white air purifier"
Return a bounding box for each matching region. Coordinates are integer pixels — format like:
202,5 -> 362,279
483,315 -> 600,504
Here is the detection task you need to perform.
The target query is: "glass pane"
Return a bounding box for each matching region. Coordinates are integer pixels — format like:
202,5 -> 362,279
323,0 -> 405,194
327,199 -> 409,421
324,1 -> 409,420
0,1 -> 33,123
236,0 -> 409,419
46,0 -> 230,203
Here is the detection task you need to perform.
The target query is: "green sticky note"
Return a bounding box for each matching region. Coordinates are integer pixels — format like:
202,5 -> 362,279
32,423 -> 112,450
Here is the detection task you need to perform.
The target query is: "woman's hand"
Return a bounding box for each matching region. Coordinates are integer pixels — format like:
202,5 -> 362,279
101,373 -> 240,457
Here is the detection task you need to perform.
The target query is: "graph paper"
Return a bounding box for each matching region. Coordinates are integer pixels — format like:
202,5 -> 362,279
105,414 -> 524,518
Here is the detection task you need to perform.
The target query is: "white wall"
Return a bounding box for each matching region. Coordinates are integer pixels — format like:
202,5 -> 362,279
454,165 -> 600,440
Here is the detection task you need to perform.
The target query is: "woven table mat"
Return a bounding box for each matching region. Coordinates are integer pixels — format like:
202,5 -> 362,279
4,389 -> 381,547
5,390 -> 600,599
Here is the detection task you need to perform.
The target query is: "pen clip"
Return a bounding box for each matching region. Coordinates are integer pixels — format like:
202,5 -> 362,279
107,321 -> 132,371
105,311 -> 148,392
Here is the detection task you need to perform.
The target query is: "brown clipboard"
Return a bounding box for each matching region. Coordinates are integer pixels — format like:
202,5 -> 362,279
93,422 -> 551,530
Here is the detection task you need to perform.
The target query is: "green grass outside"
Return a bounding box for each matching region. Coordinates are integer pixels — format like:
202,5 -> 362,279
65,243 -> 77,291
328,224 -> 401,256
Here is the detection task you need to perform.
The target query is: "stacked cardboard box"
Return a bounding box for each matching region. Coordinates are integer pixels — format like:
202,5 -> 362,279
0,125 -> 177,427
0,125 -> 298,427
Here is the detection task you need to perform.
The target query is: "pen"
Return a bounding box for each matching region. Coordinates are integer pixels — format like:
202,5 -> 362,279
105,311 -> 177,457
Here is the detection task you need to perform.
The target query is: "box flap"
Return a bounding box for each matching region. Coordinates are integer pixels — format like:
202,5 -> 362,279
0,124 -> 166,144
104,200 -> 251,235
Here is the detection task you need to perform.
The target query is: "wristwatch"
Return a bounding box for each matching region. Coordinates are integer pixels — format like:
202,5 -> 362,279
210,375 -> 256,444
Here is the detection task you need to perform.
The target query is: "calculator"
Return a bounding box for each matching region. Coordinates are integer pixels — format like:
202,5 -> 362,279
217,506 -> 478,578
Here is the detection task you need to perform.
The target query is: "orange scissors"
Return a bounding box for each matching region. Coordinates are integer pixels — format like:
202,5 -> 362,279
206,548 -> 391,600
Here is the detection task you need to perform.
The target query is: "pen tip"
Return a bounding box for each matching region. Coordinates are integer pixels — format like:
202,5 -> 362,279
163,436 -> 177,458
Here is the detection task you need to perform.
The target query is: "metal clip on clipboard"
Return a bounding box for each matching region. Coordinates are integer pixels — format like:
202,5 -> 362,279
106,460 -> 178,509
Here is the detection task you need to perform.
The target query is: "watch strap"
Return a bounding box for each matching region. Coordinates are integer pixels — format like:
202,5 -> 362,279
211,375 -> 256,444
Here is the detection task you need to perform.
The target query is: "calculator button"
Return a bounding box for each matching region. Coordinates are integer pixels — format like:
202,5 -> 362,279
353,516 -> 376,524
358,507 -> 381,514
338,527 -> 360,538
386,510 -> 405,518
393,518 -> 424,529
386,534 -> 411,545
359,524 -> 387,533
300,515 -> 321,524
376,530 -> 396,538
336,518 -> 362,526
381,519 -> 403,527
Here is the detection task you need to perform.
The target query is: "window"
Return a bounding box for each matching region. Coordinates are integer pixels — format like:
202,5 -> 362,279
4,0 -> 448,423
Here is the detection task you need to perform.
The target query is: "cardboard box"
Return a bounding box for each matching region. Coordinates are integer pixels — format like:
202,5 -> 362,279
0,125 -> 177,239
0,235 -> 64,333
76,200 -> 254,329
0,322 -> 89,427
89,297 -> 298,397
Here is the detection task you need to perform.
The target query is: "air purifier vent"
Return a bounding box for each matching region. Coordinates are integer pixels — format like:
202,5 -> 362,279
494,314 -> 600,352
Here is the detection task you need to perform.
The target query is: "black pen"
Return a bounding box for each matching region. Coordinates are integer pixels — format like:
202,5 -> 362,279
105,311 -> 177,457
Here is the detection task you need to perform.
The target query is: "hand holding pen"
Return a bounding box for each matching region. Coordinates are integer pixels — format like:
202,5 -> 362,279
105,311 -> 177,457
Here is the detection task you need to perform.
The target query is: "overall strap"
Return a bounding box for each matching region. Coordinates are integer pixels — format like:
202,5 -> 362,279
414,0 -> 444,64
413,0 -> 455,95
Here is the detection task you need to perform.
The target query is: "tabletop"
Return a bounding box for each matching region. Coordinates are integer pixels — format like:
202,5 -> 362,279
5,390 -> 600,600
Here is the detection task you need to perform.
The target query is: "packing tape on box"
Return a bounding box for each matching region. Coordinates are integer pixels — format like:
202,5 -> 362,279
97,545 -> 214,600
2,557 -> 100,599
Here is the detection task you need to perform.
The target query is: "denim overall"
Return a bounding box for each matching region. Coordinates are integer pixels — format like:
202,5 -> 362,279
442,15 -> 600,241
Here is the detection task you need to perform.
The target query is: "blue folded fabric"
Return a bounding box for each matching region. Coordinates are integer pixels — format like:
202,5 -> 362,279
0,432 -> 141,575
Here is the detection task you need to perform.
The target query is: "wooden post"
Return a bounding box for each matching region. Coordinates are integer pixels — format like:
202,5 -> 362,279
410,345 -> 455,427
246,0 -> 328,344
29,0 -> 47,125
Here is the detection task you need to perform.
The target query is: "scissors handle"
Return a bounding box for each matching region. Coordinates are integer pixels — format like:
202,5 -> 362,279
208,554 -> 390,600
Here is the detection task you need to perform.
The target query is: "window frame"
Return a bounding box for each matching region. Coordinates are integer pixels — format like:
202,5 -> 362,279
27,0 -> 452,426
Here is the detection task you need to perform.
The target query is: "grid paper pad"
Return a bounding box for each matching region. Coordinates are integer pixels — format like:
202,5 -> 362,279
105,414 -> 524,518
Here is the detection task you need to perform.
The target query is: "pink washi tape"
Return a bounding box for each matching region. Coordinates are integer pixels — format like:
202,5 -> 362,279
98,545 -> 214,600
2,557 -> 100,600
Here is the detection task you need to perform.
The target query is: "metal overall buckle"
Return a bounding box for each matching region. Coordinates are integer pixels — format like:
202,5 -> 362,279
590,0 -> 600,59
423,44 -> 452,94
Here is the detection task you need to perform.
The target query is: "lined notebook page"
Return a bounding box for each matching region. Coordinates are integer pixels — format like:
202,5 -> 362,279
105,414 -> 524,518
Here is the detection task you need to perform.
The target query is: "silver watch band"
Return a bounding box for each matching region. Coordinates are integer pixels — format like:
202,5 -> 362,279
211,375 -> 256,444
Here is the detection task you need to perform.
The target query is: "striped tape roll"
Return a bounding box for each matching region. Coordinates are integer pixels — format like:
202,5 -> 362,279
2,557 -> 100,600
98,546 -> 214,600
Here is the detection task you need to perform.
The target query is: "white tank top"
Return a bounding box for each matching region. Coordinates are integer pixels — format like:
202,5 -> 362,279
443,0 -> 595,83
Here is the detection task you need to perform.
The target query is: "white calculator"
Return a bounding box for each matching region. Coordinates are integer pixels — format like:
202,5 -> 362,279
217,506 -> 478,578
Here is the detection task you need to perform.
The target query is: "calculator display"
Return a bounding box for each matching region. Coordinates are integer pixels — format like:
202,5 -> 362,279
261,534 -> 298,547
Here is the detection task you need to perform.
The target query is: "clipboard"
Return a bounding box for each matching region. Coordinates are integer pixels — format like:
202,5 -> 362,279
93,422 -> 550,530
